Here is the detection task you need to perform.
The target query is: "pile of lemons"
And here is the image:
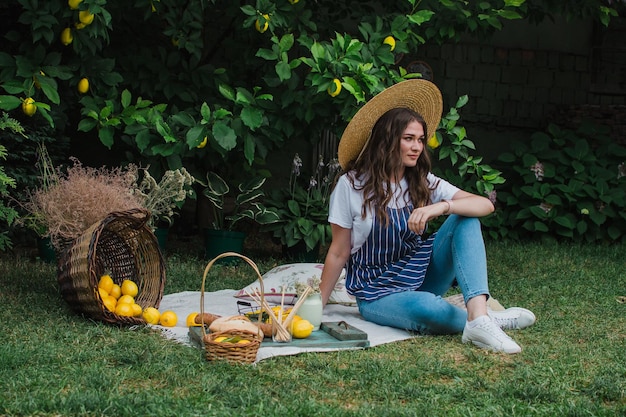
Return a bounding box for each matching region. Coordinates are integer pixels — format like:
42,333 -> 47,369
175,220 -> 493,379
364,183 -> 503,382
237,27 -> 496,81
97,274 -> 177,327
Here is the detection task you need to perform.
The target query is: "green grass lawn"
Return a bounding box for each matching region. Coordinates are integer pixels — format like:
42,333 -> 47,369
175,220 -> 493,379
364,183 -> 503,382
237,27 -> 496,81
0,241 -> 624,416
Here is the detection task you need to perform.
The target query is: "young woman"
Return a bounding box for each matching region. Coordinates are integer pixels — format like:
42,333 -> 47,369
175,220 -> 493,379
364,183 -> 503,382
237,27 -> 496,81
319,80 -> 535,354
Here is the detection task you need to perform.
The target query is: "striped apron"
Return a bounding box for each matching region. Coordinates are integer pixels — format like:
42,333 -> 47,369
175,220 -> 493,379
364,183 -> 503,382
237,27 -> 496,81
346,205 -> 436,301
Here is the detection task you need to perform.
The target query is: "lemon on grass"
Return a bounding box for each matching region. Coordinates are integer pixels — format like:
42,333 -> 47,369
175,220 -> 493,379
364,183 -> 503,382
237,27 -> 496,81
121,279 -> 138,297
98,274 -> 114,293
142,307 -> 161,325
159,310 -> 178,327
292,319 -> 314,339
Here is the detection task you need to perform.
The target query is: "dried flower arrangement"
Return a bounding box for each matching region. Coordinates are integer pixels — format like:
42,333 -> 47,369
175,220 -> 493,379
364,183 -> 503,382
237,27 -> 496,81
23,157 -> 143,251
129,166 -> 195,229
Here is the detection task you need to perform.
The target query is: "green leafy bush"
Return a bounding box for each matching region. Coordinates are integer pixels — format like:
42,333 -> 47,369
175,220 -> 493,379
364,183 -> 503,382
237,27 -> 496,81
493,123 -> 626,242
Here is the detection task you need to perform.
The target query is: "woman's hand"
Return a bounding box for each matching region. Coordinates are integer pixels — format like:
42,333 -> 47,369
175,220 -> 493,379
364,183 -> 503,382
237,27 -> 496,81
408,191 -> 495,235
408,202 -> 448,234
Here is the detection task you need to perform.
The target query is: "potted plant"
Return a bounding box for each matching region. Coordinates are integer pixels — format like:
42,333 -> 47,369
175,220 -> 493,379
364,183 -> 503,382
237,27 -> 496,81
198,171 -> 280,260
130,166 -> 195,249
263,154 -> 341,261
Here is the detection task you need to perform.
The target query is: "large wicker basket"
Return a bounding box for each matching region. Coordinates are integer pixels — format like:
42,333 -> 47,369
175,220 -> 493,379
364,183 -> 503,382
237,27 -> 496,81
200,252 -> 265,364
57,208 -> 166,325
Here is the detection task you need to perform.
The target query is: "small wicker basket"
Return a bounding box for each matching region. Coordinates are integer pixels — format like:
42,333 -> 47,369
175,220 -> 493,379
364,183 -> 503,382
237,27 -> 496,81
200,252 -> 265,364
57,208 -> 166,325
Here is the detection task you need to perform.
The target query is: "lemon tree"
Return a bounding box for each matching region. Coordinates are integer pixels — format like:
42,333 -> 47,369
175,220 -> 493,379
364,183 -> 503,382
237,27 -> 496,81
0,0 -> 620,245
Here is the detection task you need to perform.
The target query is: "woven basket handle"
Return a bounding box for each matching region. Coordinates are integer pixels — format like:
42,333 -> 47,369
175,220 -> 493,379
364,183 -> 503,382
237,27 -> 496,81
200,252 -> 265,339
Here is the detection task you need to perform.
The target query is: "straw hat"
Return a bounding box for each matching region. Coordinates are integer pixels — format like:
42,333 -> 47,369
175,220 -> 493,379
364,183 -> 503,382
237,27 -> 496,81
337,79 -> 443,169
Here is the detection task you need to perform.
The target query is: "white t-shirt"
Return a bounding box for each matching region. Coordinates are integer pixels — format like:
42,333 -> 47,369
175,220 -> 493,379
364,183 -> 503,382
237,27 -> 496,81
328,172 -> 460,254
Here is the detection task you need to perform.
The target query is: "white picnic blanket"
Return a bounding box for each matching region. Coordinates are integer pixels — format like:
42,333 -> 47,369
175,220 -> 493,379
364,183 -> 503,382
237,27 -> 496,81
151,290 -> 502,363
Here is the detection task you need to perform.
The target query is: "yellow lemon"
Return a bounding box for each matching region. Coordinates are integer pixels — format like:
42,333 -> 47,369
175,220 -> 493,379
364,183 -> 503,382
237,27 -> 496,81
79,10 -> 95,25
288,0 -> 299,3
121,279 -> 138,297
75,22 -> 86,30
77,77 -> 89,94
197,136 -> 207,149
98,274 -> 114,293
21,97 -> 37,116
131,303 -> 143,317
115,303 -> 135,317
292,319 -> 314,339
117,294 -> 135,305
97,287 -> 108,299
159,310 -> 178,327
186,312 -> 201,327
102,295 -> 117,312
109,283 -> 121,299
427,134 -> 441,149
236,339 -> 251,345
68,0 -> 82,10
213,336 -> 228,343
327,78 -> 342,97
383,36 -> 396,51
255,14 -> 269,33
142,307 -> 161,325
60,27 -> 73,46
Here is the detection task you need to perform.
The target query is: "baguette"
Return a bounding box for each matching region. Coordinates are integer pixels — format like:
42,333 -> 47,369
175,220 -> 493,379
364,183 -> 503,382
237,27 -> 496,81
195,312 -> 272,337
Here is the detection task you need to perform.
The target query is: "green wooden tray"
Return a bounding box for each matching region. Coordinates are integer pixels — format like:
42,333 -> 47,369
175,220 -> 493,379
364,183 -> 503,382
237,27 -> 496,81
188,321 -> 370,349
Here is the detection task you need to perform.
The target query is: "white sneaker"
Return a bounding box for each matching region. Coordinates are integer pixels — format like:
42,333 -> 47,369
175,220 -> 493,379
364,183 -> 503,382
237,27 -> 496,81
488,307 -> 536,330
462,316 -> 522,354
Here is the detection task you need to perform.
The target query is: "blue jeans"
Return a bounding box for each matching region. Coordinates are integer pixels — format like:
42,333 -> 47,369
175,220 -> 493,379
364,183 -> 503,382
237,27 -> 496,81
356,215 -> 490,335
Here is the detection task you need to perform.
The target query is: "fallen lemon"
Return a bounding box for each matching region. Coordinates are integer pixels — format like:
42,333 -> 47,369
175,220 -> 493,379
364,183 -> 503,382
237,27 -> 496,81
121,279 -> 138,297
142,307 -> 161,324
159,310 -> 177,327
186,312 -> 201,327
292,319 -> 314,339
98,274 -> 114,293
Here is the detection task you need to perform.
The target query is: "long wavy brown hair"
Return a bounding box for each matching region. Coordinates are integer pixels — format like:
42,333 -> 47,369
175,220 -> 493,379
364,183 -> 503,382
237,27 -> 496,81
346,107 -> 435,225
